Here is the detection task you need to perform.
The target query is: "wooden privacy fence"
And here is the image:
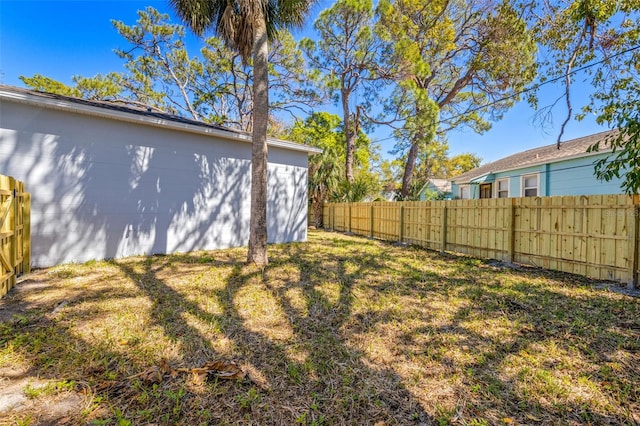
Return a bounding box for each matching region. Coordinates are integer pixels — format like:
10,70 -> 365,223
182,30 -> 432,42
323,195 -> 640,287
1,175 -> 30,298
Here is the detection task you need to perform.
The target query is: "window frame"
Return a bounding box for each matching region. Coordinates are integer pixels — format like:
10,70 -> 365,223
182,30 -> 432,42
495,178 -> 509,198
479,183 -> 492,199
520,173 -> 539,197
459,185 -> 470,199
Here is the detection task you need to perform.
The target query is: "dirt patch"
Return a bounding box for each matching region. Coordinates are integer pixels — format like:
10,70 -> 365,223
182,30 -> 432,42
0,367 -> 87,425
595,282 -> 640,298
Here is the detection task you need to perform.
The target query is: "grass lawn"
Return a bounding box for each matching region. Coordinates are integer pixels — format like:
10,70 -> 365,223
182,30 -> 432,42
0,230 -> 639,425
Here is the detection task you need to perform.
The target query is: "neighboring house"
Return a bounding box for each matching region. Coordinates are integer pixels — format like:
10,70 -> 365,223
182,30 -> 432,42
451,130 -> 624,199
0,85 -> 320,267
418,178 -> 452,200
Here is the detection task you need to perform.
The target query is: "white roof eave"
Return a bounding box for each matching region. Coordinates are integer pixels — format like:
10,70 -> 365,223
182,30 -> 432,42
0,88 -> 323,155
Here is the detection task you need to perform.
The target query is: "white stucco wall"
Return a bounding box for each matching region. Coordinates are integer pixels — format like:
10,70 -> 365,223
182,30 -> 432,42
0,99 -> 310,267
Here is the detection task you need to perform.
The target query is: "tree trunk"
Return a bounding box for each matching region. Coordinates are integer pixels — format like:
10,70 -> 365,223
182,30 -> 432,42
247,18 -> 269,266
342,90 -> 356,183
313,199 -> 324,228
401,142 -> 420,199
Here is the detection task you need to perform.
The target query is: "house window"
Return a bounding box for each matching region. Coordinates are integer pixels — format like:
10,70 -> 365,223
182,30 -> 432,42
496,178 -> 509,198
522,174 -> 538,197
459,186 -> 470,199
480,183 -> 492,199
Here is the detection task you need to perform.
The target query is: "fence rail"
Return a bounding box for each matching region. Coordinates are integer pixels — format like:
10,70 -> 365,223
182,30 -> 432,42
323,195 -> 639,287
1,175 -> 31,298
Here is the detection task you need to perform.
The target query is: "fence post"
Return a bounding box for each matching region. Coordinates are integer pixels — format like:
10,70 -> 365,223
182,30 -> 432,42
507,199 -> 516,263
370,203 -> 374,238
628,203 -> 639,289
10,178 -> 16,279
441,205 -> 447,253
330,205 -> 334,231
22,193 -> 31,274
399,204 -> 404,243
348,203 -> 352,233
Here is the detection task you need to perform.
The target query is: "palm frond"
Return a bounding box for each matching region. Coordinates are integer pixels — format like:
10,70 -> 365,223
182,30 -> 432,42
171,0 -> 315,60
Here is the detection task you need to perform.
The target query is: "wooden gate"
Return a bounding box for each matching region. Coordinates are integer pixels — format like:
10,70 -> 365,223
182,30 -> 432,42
1,175 -> 30,298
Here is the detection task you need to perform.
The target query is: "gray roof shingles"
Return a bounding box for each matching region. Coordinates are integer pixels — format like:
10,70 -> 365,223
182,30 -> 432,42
427,178 -> 452,192
452,130 -> 616,184
0,84 -> 242,135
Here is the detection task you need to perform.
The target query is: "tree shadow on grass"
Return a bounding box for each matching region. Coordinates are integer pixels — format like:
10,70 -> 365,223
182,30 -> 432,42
3,231 -> 638,425
0,266 -> 195,424
324,236 -> 640,424
222,242 -> 432,424
107,244 -> 434,424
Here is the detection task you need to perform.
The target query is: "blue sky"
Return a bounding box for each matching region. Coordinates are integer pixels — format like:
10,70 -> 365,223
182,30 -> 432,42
0,0 -> 609,164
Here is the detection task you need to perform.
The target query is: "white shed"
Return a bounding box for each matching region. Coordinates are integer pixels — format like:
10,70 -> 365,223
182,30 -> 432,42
0,85 -> 320,267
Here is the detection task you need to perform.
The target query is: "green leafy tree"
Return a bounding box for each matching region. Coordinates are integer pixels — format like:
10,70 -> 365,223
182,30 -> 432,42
333,173 -> 379,202
288,112 -> 344,226
22,7 -> 318,135
377,0 -> 537,197
301,0 -> 387,183
20,74 -> 81,97
530,0 -> 640,194
112,6 -> 203,119
21,72 -> 169,113
197,31 -> 319,131
444,153 -> 482,178
378,158 -> 404,196
170,0 -> 314,265
288,112 -> 378,224
388,143 -> 481,200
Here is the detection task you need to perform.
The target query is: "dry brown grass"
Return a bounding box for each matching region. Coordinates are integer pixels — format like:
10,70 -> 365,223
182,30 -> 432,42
0,230 -> 639,425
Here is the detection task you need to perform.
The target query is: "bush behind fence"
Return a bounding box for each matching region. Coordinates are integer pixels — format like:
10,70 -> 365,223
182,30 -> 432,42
323,195 -> 639,287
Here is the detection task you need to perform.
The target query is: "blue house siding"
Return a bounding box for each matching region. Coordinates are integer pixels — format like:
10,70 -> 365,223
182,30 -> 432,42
547,153 -> 625,196
451,181 -> 476,198
492,165 -> 545,197
451,153 -> 625,199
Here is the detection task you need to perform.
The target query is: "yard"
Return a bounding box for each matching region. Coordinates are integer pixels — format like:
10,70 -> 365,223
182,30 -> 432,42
0,230 -> 638,425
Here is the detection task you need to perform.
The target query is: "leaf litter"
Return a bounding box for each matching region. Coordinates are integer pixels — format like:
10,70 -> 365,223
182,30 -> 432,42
129,358 -> 245,384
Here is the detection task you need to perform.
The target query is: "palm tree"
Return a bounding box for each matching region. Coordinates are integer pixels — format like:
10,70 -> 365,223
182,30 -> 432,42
308,145 -> 342,227
170,0 -> 314,265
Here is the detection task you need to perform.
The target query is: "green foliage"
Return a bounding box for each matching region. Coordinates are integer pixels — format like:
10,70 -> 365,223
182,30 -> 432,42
386,140 -> 481,197
21,72 -> 128,103
288,112 -> 343,152
377,0 -> 537,196
378,158 -> 405,194
587,86 -> 640,194
20,75 -> 80,97
532,1 -> 640,193
21,6 -> 318,133
301,0 -> 387,182
442,153 -> 482,178
111,7 -> 202,118
287,112 -> 380,225
394,179 -> 428,201
170,0 -> 314,62
288,113 -> 345,226
73,73 -> 126,100
333,173 -> 379,202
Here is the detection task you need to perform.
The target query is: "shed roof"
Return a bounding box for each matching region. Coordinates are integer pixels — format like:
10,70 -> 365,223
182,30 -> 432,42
452,130 -> 616,184
425,178 -> 452,192
0,85 -> 322,154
